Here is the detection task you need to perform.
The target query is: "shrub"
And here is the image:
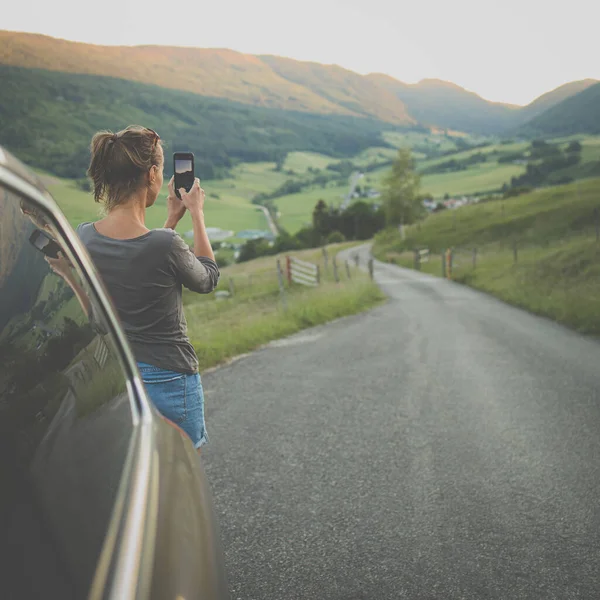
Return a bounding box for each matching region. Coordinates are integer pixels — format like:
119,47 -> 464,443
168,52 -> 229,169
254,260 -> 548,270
327,230 -> 346,244
215,254 -> 231,268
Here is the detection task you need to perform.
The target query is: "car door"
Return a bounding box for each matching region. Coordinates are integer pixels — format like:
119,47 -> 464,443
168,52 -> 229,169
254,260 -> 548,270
0,147 -> 228,600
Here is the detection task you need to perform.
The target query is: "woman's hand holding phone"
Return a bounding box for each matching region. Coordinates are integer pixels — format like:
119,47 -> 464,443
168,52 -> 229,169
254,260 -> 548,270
180,178 -> 213,260
179,178 -> 205,216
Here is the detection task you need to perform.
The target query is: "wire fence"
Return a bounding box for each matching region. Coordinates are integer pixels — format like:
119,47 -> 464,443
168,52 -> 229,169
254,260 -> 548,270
406,206 -> 600,280
410,227 -> 600,282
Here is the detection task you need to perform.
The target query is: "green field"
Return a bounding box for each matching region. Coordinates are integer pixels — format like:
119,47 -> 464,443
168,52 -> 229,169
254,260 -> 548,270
416,140 -> 529,170
45,132 -> 600,241
47,175 -> 270,234
383,130 -> 470,153
274,183 -> 349,232
282,152 -> 336,174
421,162 -> 526,198
374,177 -> 600,252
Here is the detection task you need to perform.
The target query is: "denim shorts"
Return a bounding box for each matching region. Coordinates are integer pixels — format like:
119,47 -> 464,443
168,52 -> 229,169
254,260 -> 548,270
137,362 -> 208,449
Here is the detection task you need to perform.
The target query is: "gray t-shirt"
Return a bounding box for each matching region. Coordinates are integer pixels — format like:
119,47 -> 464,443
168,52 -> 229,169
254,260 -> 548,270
77,222 -> 219,374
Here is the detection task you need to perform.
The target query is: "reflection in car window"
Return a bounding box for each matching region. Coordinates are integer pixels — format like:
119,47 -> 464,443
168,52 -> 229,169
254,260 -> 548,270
0,187 -> 134,599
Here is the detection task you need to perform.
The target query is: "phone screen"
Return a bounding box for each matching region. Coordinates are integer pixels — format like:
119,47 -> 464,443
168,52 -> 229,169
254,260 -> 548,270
174,153 -> 194,199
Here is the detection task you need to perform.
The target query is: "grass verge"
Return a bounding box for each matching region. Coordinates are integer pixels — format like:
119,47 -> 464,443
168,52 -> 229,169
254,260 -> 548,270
382,240 -> 600,335
184,243 -> 385,371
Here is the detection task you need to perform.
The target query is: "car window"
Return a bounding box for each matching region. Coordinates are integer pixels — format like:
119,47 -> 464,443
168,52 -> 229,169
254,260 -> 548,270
0,184 -> 135,599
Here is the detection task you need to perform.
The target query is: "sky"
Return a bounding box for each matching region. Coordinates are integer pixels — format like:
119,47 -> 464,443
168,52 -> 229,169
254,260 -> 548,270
3,0 -> 598,106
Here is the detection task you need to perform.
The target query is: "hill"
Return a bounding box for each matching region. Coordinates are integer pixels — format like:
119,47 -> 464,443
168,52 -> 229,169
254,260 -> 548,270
0,64 -> 392,179
1,31 -> 596,138
373,178 -> 600,334
518,79 -> 598,122
375,177 -> 600,254
366,74 -> 519,135
0,30 -> 413,126
517,82 -> 600,137
259,55 -> 414,125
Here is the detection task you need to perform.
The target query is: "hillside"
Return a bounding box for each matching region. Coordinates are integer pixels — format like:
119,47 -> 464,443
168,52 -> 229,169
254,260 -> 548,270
260,55 -> 414,125
518,79 -> 598,122
0,30 -> 413,125
376,177 -> 600,254
367,74 -> 599,136
367,74 -> 519,135
0,64 -> 392,179
518,82 -> 600,137
373,178 -> 600,334
2,30 -> 597,138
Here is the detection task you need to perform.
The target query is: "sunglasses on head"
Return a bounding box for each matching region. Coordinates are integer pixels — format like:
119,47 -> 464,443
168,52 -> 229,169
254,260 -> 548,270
146,127 -> 160,150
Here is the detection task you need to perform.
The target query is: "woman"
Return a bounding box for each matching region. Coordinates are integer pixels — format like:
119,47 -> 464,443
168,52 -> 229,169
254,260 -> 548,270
77,125 -> 219,450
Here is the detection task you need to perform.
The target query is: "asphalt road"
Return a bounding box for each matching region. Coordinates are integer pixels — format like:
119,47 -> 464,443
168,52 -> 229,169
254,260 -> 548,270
203,245 -> 600,600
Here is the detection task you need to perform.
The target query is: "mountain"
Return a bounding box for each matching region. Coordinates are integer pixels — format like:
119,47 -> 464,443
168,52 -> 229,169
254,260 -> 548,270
366,74 -> 519,135
259,55 -> 414,125
518,79 -> 598,122
0,29 -> 597,167
0,64 -> 391,179
366,74 -> 599,136
0,30 -> 413,126
517,82 -> 600,137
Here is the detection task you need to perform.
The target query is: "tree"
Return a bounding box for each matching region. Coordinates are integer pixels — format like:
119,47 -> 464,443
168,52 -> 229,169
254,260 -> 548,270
382,149 -> 422,226
274,152 -> 288,172
237,238 -> 272,263
312,199 -> 329,238
339,201 -> 385,240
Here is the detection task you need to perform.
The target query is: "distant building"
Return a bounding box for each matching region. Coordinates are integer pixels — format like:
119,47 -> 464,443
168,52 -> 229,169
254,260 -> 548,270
186,227 -> 234,242
236,229 -> 276,241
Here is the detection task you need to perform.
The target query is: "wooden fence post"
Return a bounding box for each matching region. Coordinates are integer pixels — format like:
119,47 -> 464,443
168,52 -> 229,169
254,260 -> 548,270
276,259 -> 288,312
354,254 -> 359,267
445,249 -> 453,279
442,250 -> 447,278
332,255 -> 339,282
345,260 -> 351,279
316,265 -> 321,284
322,247 -> 329,271
368,258 -> 374,280
414,249 -> 421,271
286,255 -> 292,284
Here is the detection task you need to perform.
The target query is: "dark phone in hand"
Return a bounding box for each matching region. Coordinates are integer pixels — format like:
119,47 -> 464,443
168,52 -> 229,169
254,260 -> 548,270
173,152 -> 195,200
29,229 -> 61,259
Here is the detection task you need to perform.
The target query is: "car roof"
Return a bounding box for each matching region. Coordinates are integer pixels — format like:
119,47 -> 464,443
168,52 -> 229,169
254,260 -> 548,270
0,144 -> 51,195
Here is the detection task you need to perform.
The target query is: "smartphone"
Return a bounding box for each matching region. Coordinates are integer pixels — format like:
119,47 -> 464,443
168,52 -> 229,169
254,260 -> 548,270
173,152 -> 195,200
29,229 -> 61,259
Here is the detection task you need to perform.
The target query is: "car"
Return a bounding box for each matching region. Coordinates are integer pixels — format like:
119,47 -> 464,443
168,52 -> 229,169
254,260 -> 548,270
0,146 -> 229,600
